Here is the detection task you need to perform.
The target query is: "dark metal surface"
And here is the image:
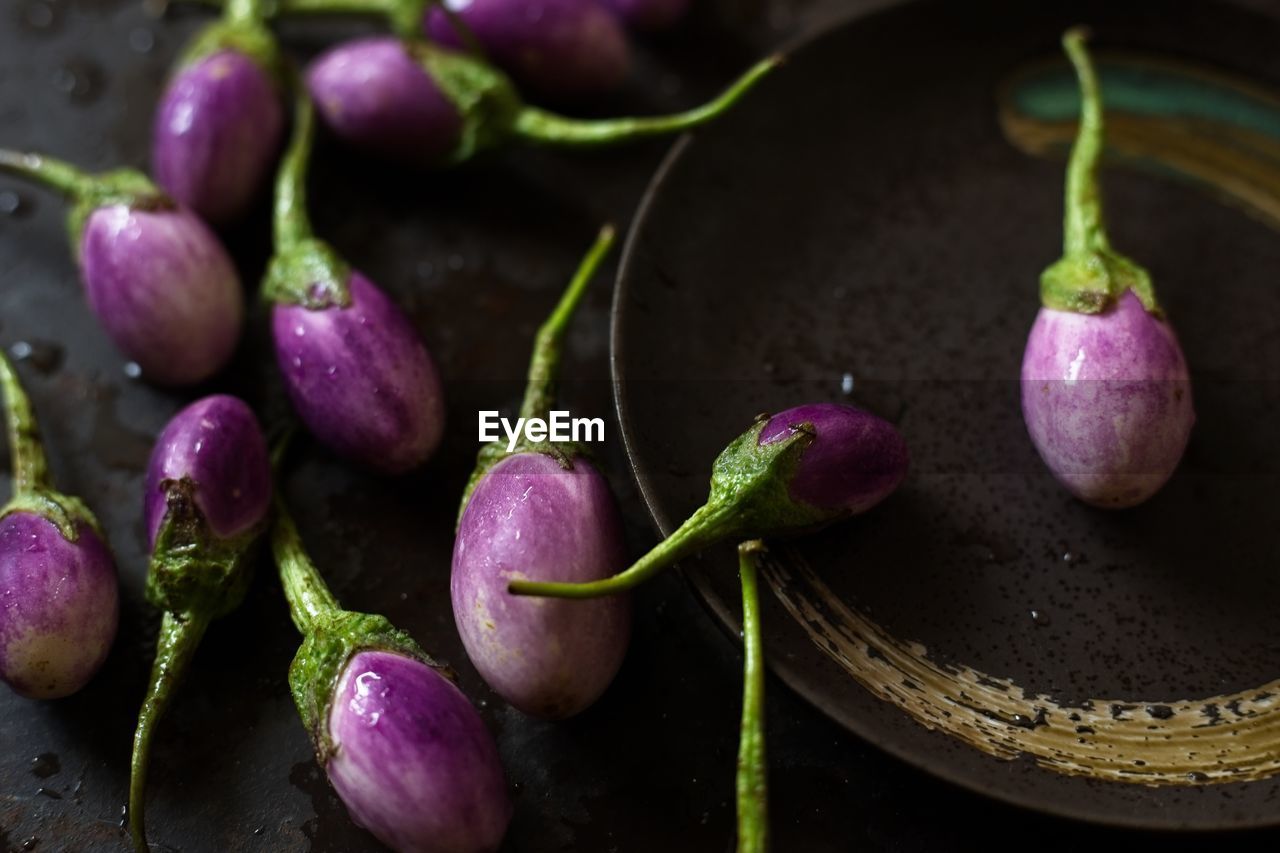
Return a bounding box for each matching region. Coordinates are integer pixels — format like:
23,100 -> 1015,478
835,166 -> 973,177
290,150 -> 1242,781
614,0 -> 1280,834
3,0 -> 1280,851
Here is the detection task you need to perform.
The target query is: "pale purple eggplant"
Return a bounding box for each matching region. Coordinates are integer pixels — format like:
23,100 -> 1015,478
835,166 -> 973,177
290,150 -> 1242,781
1020,29 -> 1193,509
454,227 -> 629,719
511,401 -> 909,599
264,92 -> 444,474
129,395 -> 271,852
425,0 -> 631,97
603,0 -> 690,32
0,151 -> 243,385
153,43 -> 284,225
303,35 -> 779,168
0,354 -> 118,699
273,498 -> 512,852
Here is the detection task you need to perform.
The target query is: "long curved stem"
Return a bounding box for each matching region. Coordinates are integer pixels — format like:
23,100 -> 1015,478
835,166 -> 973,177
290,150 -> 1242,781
272,499 -> 340,634
0,149 -> 94,200
508,499 -> 738,598
274,89 -> 317,250
736,541 -> 769,853
1061,27 -> 1108,256
129,611 -> 211,853
511,55 -> 783,147
0,353 -> 52,496
518,225 -> 615,424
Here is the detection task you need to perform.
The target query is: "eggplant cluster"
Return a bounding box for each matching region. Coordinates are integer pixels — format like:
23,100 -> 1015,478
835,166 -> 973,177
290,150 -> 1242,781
0,2 -> 1201,851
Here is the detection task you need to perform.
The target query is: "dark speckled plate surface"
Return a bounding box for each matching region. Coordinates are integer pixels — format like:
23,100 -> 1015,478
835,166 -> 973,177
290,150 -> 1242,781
613,0 -> 1280,830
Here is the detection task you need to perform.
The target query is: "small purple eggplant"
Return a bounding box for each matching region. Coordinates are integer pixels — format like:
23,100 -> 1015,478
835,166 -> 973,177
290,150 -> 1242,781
1020,29 -> 1193,509
152,0 -> 285,226
272,498 -> 512,852
264,92 -> 445,474
425,0 -> 631,97
511,401 -> 909,599
304,34 -> 779,168
0,150 -> 243,385
602,0 -> 690,32
454,227 -> 629,719
128,395 -> 271,852
0,353 -> 118,699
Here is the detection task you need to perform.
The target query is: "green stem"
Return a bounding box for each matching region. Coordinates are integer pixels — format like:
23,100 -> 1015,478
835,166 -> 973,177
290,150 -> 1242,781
272,499 -> 341,634
736,541 -> 769,853
518,225 -> 615,424
129,611 -> 211,853
1061,27 -> 1108,256
508,499 -> 739,599
0,148 -> 94,200
0,352 -> 52,496
510,55 -> 783,147
274,89 -> 317,251
225,0 -> 266,23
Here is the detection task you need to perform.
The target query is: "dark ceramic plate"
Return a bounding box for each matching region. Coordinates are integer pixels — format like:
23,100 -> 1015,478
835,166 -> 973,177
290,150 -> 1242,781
611,0 -> 1280,830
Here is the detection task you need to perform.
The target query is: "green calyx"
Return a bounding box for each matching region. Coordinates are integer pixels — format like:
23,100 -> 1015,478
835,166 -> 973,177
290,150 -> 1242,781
263,237 -> 352,308
508,416 -> 818,599
0,352 -> 103,542
1041,27 -> 1159,316
177,19 -> 284,87
288,609 -> 438,761
408,39 -> 524,165
457,226 -> 616,525
145,478 -> 264,617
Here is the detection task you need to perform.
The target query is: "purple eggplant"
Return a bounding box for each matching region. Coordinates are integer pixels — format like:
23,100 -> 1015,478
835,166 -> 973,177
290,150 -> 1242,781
152,0 -> 285,227
0,151 -> 243,385
128,395 -> 271,852
454,227 -> 629,719
0,353 -> 118,699
511,401 -> 909,599
303,34 -> 778,168
264,91 -> 445,474
272,497 -> 512,852
603,0 -> 690,32
1020,29 -> 1193,509
425,0 -> 631,97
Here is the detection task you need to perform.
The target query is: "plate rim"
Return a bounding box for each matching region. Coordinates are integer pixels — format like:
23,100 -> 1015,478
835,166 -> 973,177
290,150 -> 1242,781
607,0 -> 1280,832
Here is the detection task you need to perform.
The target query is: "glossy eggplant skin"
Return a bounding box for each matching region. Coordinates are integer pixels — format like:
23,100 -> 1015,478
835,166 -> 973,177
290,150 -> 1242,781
1021,290 -> 1194,508
325,650 -> 512,853
453,452 -> 629,719
425,0 -> 631,97
271,271 -> 445,474
152,49 -> 284,225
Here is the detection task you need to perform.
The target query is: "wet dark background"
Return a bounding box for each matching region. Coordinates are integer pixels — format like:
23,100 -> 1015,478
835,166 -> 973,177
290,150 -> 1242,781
2,0 -> 1279,851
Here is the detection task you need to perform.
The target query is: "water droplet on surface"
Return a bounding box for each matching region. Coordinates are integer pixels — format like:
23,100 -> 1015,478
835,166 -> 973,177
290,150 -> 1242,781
30,753 -> 59,778
1029,609 -> 1050,626
51,58 -> 104,105
840,372 -> 854,395
10,339 -> 64,374
21,1 -> 56,31
128,28 -> 155,54
36,786 -> 61,799
21,836 -> 39,851
122,361 -> 142,380
0,189 -> 33,218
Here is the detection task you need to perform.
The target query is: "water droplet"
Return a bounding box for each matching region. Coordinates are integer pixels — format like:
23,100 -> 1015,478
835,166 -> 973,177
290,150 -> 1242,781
22,1 -> 55,31
1187,771 -> 1209,783
1029,609 -> 1050,626
0,189 -> 33,218
840,372 -> 854,395
122,361 -> 142,379
253,826 -> 264,836
36,786 -> 61,799
21,836 -> 39,851
128,28 -> 155,54
51,59 -> 105,105
10,340 -> 64,374
30,753 -> 59,778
